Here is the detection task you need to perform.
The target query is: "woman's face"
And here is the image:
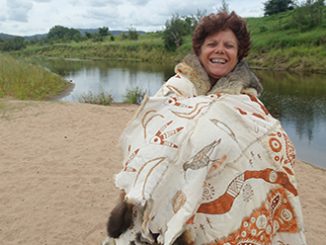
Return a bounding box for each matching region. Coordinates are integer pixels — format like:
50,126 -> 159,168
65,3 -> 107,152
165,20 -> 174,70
199,29 -> 239,80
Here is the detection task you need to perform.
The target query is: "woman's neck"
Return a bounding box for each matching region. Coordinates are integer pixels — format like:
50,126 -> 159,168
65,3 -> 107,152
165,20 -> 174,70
209,77 -> 218,87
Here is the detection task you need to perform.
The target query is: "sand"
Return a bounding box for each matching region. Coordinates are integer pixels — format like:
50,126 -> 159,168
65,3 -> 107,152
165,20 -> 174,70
0,99 -> 325,245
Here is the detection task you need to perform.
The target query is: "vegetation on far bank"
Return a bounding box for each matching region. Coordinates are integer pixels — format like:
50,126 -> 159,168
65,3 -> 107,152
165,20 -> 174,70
15,33 -> 178,64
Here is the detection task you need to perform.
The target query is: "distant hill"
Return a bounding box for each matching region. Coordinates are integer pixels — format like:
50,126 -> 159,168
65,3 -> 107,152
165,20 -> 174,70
0,32 -> 47,41
0,29 -> 146,41
0,33 -> 20,40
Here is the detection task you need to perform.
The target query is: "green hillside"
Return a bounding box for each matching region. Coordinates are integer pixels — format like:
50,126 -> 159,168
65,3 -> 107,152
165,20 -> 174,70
246,7 -> 326,72
6,6 -> 326,73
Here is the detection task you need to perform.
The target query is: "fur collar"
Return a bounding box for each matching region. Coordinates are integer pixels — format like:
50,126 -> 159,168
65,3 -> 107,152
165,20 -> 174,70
174,54 -> 263,96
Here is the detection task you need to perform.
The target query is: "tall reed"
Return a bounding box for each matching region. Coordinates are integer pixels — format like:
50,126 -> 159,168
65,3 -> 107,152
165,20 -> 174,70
0,54 -> 71,100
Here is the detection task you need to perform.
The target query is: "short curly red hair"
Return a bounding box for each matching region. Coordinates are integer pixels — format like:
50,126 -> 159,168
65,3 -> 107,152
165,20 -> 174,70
192,11 -> 250,62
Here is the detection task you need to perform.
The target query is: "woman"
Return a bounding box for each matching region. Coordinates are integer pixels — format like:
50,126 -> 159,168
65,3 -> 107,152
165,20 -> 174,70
105,11 -> 307,245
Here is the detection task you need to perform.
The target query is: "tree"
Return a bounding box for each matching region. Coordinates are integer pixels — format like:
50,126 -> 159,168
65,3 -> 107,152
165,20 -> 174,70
47,25 -> 81,42
218,0 -> 230,13
98,26 -> 109,37
85,32 -> 92,39
127,28 -> 139,40
163,14 -> 196,51
263,0 -> 295,16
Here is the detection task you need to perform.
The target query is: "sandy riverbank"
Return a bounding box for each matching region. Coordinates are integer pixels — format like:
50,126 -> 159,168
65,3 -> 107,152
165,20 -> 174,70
0,100 -> 325,244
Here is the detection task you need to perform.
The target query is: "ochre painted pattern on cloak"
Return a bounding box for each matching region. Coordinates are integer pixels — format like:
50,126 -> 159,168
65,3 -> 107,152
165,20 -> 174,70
248,95 -> 270,115
208,188 -> 299,245
197,168 -> 297,215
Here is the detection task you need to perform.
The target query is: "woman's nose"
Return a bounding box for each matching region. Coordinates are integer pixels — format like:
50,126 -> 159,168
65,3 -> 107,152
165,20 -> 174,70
214,44 -> 225,54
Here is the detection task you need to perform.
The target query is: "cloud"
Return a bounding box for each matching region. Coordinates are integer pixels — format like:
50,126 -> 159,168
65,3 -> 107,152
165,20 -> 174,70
229,0 -> 265,17
88,0 -> 116,7
163,0 -> 216,16
7,0 -> 33,22
126,0 -> 151,5
0,0 -> 265,36
107,0 -> 213,31
33,0 -> 52,2
0,15 -> 6,21
83,6 -> 120,24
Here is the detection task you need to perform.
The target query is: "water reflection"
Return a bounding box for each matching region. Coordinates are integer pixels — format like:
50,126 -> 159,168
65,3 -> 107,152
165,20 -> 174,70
38,58 -> 174,102
257,70 -> 326,167
63,67 -> 164,102
34,58 -> 326,168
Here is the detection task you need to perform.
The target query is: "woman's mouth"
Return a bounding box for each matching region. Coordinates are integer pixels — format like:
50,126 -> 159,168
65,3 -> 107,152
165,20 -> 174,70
210,58 -> 227,64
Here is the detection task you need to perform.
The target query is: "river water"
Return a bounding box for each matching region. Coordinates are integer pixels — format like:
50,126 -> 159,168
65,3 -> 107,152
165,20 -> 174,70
36,58 -> 326,169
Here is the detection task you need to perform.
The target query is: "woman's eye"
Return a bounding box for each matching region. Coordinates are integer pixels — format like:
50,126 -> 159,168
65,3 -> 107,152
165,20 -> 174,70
207,42 -> 216,47
225,43 -> 235,48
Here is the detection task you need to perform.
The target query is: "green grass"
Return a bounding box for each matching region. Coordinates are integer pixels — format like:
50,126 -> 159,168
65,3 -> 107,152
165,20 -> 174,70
248,45 -> 326,72
243,6 -> 326,72
0,53 -> 71,100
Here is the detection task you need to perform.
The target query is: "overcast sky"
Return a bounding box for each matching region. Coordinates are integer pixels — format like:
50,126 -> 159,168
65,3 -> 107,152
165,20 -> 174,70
0,0 -> 266,36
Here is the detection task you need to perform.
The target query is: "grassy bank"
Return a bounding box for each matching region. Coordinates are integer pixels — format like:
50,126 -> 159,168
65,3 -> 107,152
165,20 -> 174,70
0,54 -> 71,100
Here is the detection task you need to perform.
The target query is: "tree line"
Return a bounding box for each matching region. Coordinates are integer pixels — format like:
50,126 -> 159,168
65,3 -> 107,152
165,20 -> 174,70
0,26 -> 139,51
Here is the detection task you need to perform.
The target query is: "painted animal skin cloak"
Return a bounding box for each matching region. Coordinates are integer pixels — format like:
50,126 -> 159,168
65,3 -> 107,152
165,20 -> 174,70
111,56 -> 307,245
